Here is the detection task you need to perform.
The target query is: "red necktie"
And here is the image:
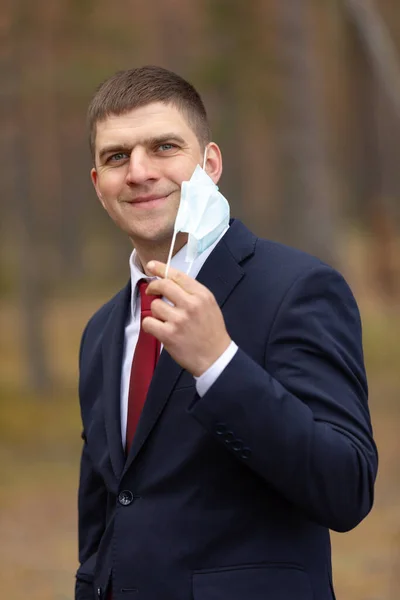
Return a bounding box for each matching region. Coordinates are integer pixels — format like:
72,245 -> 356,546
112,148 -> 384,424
108,282 -> 160,598
125,280 -> 161,455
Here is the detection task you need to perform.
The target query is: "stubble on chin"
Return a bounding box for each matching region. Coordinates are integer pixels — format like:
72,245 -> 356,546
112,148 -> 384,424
127,215 -> 176,246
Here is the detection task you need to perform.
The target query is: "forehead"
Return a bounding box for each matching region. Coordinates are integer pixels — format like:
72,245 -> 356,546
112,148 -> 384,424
94,102 -> 198,152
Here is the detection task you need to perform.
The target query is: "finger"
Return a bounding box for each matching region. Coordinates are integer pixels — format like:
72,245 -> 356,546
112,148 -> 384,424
150,297 -> 182,322
147,278 -> 189,307
147,261 -> 201,294
142,315 -> 172,344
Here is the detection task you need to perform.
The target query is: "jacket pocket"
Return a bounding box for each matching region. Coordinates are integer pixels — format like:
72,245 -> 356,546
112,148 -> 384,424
193,563 -> 313,600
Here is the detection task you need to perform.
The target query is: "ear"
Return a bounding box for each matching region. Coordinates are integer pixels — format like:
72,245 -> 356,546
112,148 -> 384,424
91,167 -> 106,209
203,142 -> 223,185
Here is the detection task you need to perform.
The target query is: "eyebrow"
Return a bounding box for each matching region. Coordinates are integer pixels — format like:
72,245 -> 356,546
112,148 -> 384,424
98,134 -> 187,162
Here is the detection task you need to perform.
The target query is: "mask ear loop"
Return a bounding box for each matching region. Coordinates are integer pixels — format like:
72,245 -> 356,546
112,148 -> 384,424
202,145 -> 208,171
186,260 -> 194,276
165,228 -> 178,279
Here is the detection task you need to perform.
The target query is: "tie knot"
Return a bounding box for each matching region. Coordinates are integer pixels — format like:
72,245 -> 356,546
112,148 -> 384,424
138,280 -> 159,314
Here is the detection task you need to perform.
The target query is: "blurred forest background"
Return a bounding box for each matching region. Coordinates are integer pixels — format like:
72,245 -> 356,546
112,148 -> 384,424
0,0 -> 399,598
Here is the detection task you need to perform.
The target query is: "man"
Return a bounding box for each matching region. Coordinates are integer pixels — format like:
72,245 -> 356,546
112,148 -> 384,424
76,65 -> 378,600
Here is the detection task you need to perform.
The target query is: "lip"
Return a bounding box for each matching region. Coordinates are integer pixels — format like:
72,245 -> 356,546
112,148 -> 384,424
125,193 -> 171,208
133,195 -> 165,203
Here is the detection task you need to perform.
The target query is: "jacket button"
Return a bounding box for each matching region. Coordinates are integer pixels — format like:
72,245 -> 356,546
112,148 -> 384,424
118,490 -> 134,506
240,447 -> 252,460
232,439 -> 243,452
223,431 -> 235,444
97,587 -> 101,598
215,422 -> 227,435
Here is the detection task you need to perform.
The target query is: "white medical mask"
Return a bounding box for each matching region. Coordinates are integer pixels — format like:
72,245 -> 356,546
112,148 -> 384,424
165,148 -> 230,277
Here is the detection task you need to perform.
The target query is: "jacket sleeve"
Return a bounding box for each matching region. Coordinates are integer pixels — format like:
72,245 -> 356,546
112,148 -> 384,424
75,325 -> 108,600
189,265 -> 378,532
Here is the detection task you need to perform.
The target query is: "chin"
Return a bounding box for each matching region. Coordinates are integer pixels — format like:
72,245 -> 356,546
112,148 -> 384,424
129,223 -> 174,245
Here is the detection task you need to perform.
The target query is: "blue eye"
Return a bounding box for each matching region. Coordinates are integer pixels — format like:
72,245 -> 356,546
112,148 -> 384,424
159,143 -> 176,152
109,152 -> 129,162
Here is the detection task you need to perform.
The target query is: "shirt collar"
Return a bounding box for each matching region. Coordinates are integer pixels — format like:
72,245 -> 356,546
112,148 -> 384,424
129,226 -> 229,319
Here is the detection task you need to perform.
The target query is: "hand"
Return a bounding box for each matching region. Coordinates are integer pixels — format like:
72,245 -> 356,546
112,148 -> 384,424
143,261 -> 232,377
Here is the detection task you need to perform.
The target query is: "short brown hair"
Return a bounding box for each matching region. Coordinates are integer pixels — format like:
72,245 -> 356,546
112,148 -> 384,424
87,65 -> 211,160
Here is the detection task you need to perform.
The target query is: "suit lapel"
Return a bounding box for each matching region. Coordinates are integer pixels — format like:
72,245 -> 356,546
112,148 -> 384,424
123,219 -> 257,473
102,282 -> 131,480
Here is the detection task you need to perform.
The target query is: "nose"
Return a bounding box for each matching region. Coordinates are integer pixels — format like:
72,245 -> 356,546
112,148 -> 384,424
125,148 -> 158,185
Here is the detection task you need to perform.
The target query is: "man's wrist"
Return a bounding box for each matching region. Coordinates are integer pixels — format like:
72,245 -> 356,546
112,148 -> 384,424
194,341 -> 238,397
191,335 -> 232,378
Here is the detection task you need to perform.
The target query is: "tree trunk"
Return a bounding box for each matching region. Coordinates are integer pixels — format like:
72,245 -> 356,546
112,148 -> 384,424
343,0 -> 400,301
343,0 -> 400,119
11,1 -> 51,392
274,0 -> 337,265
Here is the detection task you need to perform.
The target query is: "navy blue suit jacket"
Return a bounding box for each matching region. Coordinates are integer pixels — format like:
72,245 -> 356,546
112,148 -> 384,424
76,219 -> 378,600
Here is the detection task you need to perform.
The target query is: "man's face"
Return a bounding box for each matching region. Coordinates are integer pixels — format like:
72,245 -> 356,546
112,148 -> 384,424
91,102 -> 211,247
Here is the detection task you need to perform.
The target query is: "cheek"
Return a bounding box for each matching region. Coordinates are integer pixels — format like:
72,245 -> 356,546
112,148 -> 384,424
165,190 -> 182,216
97,170 -> 124,196
171,165 -> 193,186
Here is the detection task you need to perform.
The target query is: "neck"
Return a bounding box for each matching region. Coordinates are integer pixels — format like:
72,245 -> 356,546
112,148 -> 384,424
133,232 -> 188,275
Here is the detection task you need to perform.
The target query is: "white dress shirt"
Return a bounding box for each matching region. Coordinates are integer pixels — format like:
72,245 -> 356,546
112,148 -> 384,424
120,230 -> 238,445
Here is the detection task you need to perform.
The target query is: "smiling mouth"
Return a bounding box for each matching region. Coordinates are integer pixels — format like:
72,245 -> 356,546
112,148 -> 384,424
124,192 -> 173,206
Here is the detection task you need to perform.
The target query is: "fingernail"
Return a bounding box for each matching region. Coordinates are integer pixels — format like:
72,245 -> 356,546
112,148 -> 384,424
147,261 -> 155,270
